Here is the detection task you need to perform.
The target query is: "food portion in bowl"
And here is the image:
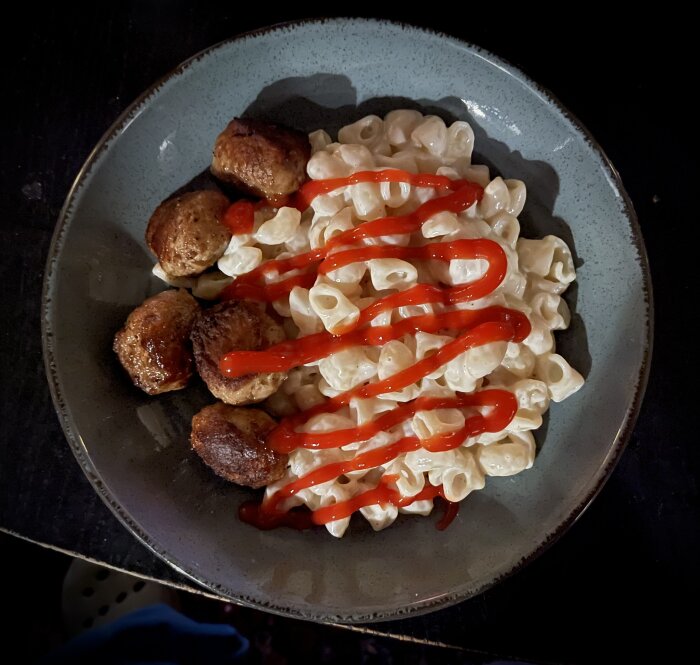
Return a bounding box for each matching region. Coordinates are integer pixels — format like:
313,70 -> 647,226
113,110 -> 584,537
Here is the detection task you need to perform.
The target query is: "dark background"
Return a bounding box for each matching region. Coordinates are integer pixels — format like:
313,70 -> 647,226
1,4 -> 696,663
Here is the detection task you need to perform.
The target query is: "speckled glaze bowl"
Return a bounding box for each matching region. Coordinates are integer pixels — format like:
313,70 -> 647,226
42,19 -> 651,622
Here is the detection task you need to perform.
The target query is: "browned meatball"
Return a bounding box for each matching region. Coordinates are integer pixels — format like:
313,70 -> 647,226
146,190 -> 231,277
211,118 -> 310,199
191,402 -> 286,488
190,300 -> 286,405
113,289 -> 200,395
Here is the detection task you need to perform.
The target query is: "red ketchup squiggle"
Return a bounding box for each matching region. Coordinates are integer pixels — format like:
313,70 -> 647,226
219,176 -> 483,304
220,307 -> 529,393
219,170 -> 530,531
240,389 -> 517,529
222,200 -> 255,235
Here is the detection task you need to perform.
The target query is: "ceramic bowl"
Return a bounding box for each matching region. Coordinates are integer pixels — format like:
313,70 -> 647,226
42,19 -> 652,622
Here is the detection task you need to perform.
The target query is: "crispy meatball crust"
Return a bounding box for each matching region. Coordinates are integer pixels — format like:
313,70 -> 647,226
190,300 -> 286,405
191,402 -> 286,488
146,190 -> 231,277
211,118 -> 310,199
113,289 -> 200,395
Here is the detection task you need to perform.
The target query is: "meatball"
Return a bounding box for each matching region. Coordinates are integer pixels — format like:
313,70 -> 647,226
113,289 -> 199,395
190,300 -> 286,405
146,190 -> 231,277
211,118 -> 310,199
191,402 -> 286,488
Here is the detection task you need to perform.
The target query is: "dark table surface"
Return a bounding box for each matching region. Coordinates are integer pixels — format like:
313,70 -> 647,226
1,5 -> 695,663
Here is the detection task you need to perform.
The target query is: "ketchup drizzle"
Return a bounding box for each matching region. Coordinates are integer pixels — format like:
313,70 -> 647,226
218,169 -> 529,532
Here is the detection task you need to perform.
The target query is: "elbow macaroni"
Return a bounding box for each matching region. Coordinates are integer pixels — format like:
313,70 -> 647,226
279,112 -> 584,536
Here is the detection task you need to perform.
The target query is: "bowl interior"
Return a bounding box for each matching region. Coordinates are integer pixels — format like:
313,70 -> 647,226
44,19 -> 649,622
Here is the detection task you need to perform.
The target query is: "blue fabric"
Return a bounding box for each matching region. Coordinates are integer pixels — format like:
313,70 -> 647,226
40,603 -> 249,665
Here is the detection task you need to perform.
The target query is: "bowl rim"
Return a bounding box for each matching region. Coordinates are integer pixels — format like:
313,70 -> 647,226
41,17 -> 654,623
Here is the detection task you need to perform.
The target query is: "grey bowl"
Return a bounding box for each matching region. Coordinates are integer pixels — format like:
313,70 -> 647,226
42,19 -> 652,622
